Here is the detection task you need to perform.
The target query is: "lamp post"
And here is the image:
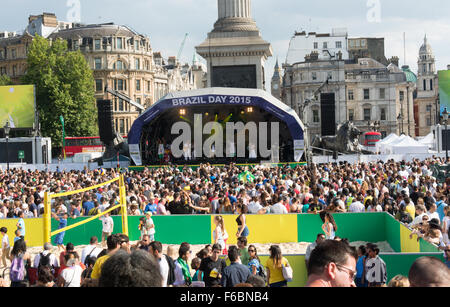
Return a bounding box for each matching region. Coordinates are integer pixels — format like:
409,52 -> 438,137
3,121 -> 10,172
397,114 -> 403,135
443,108 -> 449,162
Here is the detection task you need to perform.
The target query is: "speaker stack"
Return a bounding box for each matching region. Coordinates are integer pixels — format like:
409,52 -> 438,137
96,99 -> 115,145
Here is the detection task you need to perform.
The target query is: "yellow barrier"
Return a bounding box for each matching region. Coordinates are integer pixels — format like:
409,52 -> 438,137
43,175 -> 128,244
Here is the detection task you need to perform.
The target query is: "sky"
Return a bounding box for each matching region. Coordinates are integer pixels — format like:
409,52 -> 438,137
1,0 -> 450,91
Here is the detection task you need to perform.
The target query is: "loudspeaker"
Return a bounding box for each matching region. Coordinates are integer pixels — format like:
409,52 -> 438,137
320,93 -> 336,136
97,100 -> 114,144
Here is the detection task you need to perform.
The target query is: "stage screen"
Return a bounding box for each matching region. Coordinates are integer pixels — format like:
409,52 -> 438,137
211,65 -> 257,89
439,70 -> 450,115
0,85 -> 36,128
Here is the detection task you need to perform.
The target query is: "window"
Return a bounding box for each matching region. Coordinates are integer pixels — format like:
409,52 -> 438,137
95,39 -> 101,50
336,41 -> 342,49
362,72 -> 370,80
399,91 -> 405,102
94,58 -> 102,70
147,81 -> 151,92
313,110 -> 319,123
323,42 -> 328,49
423,80 -> 427,91
118,99 -> 124,111
426,105 -> 432,112
136,79 -> 141,91
0,51 -> 3,59
95,79 -> 103,92
427,118 -> 432,126
12,65 -> 17,76
135,40 -> 139,51
312,72 -> 317,81
114,60 -> 124,70
313,42 -> 318,49
348,90 -> 354,101
380,108 -> 386,121
11,49 -> 16,59
119,119 -> 125,134
115,79 -> 125,91
136,98 -> 141,106
364,108 -> 371,121
116,38 -> 123,49
364,89 -> 370,100
430,79 -> 433,91
423,64 -> 427,73
0,67 -> 6,75
135,58 -> 140,70
327,72 -> 332,80
361,39 -> 366,47
379,88 -> 385,99
349,109 -> 354,121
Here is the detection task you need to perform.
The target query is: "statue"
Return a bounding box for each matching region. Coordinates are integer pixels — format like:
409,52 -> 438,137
311,121 -> 371,155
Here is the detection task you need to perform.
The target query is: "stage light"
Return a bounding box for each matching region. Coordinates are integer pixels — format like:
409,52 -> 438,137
241,110 -> 245,115
179,109 -> 186,116
247,107 -> 253,113
205,112 -> 209,116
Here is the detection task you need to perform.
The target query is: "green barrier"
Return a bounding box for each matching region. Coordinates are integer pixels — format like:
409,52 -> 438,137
385,213 -> 401,252
52,214 -> 212,246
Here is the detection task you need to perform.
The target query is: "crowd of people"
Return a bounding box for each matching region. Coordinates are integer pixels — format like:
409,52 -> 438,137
0,156 -> 449,287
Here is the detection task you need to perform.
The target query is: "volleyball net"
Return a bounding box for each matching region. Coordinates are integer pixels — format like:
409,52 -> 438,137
43,175 -> 129,244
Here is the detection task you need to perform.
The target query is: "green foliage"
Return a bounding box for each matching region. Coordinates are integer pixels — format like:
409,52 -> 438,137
22,35 -> 98,147
0,74 -> 13,86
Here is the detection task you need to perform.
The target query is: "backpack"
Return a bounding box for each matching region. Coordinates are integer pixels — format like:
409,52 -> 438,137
257,264 -> 267,283
38,253 -> 55,274
164,254 -> 176,286
10,257 -> 25,282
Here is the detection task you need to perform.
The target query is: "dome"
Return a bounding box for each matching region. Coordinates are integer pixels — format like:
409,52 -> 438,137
419,35 -> 433,55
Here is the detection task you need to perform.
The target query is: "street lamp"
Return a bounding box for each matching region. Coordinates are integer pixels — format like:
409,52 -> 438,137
3,121 -> 10,172
397,114 -> 403,135
443,108 -> 449,162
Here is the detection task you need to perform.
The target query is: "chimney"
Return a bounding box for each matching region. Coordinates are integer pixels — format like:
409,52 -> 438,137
389,56 -> 399,67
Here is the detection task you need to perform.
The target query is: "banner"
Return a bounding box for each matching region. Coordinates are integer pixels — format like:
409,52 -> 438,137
0,85 -> 35,128
439,70 -> 450,114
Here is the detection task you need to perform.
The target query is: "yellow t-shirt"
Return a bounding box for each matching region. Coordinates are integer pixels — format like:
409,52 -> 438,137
405,204 -> 415,220
265,257 -> 288,285
91,255 -> 110,279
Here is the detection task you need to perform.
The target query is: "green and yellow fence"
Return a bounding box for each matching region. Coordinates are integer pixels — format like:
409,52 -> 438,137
1,210 -> 444,287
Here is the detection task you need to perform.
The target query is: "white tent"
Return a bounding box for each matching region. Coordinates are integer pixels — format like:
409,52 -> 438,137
377,133 -> 400,154
376,133 -> 399,153
386,136 -> 429,154
417,133 -> 435,149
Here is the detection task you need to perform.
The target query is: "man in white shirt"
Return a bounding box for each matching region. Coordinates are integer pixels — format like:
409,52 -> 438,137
149,241 -> 169,287
427,203 -> 440,222
80,236 -> 103,265
410,205 -> 427,228
270,197 -> 288,214
348,195 -> 365,213
98,197 -> 109,213
101,212 -> 114,247
247,197 -> 266,214
33,242 -> 59,269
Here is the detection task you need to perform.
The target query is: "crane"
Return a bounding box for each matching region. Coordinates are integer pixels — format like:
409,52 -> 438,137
177,33 -> 189,62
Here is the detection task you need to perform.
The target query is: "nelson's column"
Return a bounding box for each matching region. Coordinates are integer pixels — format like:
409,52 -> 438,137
196,0 -> 273,90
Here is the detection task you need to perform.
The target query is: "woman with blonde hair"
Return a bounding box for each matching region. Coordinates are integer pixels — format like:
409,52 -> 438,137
213,215 -> 228,254
388,275 -> 410,287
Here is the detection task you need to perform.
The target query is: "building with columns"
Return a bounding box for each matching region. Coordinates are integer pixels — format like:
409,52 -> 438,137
414,36 -> 439,136
196,0 -> 273,90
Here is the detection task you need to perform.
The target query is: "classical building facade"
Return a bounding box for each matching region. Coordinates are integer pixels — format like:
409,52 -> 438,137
1,13 -> 206,136
279,54 -> 415,142
414,36 -> 439,136
285,28 -> 349,65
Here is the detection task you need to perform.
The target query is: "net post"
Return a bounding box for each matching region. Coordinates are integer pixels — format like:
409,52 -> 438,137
120,174 -> 128,236
43,192 -> 51,244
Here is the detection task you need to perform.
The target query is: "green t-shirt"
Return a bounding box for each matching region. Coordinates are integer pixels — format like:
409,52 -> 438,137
240,248 -> 250,266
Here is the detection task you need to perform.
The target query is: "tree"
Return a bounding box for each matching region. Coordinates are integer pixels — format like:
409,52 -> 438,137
0,75 -> 13,86
22,35 -> 98,148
